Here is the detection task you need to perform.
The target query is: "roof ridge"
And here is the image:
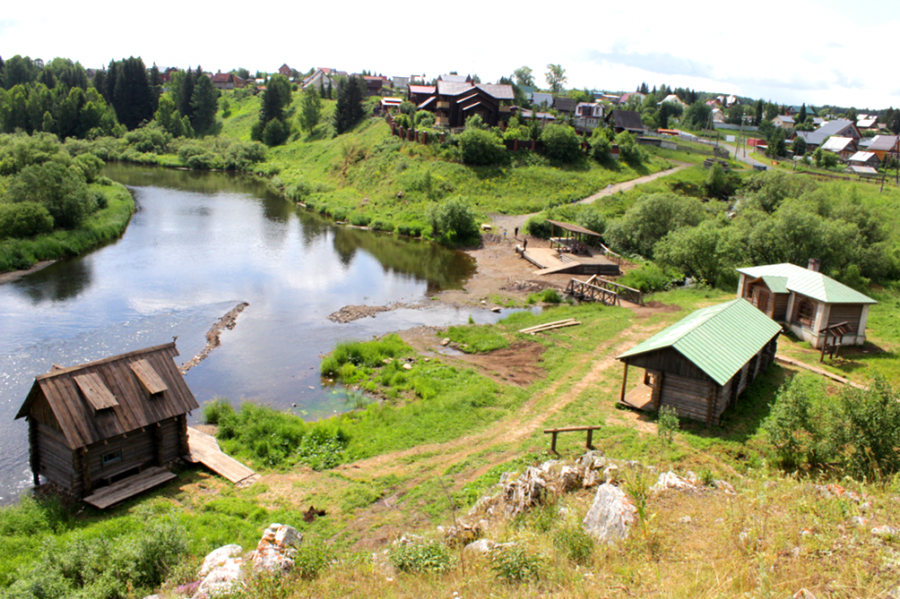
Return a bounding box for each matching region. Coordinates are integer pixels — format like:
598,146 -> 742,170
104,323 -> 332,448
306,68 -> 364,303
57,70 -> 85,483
36,342 -> 179,380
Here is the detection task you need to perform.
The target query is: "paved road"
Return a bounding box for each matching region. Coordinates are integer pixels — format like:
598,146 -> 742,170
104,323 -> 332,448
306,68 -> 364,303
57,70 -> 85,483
490,162 -> 692,235
718,141 -> 768,169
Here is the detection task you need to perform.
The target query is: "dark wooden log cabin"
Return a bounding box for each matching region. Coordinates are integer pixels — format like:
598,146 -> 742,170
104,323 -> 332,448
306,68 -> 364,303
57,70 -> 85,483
617,299 -> 782,425
15,342 -> 199,500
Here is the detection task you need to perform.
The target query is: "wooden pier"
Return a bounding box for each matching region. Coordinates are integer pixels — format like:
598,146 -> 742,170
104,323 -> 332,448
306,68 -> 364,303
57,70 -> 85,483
186,427 -> 259,486
517,246 -> 620,277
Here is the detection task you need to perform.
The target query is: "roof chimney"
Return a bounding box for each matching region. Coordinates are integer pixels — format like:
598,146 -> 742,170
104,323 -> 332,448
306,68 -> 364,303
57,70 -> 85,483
808,258 -> 821,272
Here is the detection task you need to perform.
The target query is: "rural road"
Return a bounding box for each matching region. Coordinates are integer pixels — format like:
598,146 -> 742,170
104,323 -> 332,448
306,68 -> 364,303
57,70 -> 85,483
490,161 -> 691,235
719,141 -> 769,169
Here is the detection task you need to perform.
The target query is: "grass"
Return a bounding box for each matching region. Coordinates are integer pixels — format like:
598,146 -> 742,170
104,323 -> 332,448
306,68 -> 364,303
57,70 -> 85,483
0,181 -> 134,273
444,323 -> 509,353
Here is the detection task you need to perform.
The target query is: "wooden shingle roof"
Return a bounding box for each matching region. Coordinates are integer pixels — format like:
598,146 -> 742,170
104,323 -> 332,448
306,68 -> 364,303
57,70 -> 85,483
16,343 -> 200,450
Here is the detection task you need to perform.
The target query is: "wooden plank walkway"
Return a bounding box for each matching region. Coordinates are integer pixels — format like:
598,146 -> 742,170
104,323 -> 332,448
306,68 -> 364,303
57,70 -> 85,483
774,356 -> 868,390
186,427 -> 259,486
83,466 -> 176,509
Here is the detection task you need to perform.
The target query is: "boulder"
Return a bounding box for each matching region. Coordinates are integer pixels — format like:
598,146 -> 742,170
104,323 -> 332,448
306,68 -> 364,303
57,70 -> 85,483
198,545 -> 243,578
582,484 -> 637,544
251,523 -> 302,574
871,525 -> 900,540
557,466 -> 582,493
651,471 -> 694,492
582,468 -> 600,488
464,539 -> 496,554
194,557 -> 244,598
438,521 -> 481,547
502,467 -> 546,517
576,450 -> 607,471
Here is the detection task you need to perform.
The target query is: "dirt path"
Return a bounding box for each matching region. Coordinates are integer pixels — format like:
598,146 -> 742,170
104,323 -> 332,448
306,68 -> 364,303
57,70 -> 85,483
489,162 -> 691,235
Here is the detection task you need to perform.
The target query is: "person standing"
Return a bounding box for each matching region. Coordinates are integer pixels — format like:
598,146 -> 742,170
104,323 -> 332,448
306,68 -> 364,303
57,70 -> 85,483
514,227 -> 519,238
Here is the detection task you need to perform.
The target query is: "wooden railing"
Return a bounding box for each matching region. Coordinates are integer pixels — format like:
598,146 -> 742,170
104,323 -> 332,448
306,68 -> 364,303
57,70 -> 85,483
565,278 -> 620,306
599,243 -> 627,266
586,275 -> 644,305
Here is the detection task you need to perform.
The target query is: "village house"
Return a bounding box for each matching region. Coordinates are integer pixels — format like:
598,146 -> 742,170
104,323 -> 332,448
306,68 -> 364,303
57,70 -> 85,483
658,94 -> 687,108
857,116 -> 878,131
392,76 -> 410,91
209,71 -> 245,91
605,110 -> 647,135
617,92 -> 645,105
848,151 -> 880,169
772,115 -> 795,130
617,299 -> 782,426
278,64 -> 292,78
408,84 -> 436,105
819,136 -> 858,161
575,102 -> 604,133
736,260 -> 877,349
437,73 -> 472,84
532,92 -> 553,109
302,67 -> 348,92
15,342 -> 199,505
553,96 -> 577,115
794,119 -> 861,150
867,135 -> 899,161
417,81 -> 514,128
362,75 -> 386,97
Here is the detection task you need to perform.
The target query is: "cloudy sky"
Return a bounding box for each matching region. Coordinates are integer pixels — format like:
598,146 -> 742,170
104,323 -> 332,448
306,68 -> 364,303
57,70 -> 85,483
2,0 -> 898,109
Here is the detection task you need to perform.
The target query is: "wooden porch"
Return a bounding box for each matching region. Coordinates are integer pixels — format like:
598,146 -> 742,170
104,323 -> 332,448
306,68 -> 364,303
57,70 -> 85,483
83,466 -> 176,509
618,365 -> 662,412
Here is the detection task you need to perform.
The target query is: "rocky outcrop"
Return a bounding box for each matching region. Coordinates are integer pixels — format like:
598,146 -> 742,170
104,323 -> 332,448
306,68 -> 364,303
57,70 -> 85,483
194,545 -> 244,598
582,483 -> 637,543
251,523 -> 302,573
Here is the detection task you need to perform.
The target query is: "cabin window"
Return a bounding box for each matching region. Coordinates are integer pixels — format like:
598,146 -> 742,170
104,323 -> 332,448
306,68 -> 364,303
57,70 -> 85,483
794,298 -> 816,327
102,449 -> 122,466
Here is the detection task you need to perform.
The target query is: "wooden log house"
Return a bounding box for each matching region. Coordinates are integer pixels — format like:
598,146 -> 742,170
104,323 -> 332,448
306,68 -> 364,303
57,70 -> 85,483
15,342 -> 199,501
617,299 -> 782,425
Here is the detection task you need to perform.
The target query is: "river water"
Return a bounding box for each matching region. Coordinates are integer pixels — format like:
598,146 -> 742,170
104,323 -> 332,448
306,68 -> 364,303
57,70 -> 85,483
0,164 -> 505,502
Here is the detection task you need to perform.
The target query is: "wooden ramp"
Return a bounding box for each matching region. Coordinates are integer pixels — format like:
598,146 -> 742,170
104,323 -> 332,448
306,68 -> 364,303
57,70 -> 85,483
83,466 -> 176,509
186,427 -> 259,486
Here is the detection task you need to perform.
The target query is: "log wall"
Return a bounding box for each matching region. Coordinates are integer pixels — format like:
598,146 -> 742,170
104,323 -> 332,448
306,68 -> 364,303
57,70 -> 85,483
828,304 -> 864,331
658,373 -> 716,423
35,421 -> 79,494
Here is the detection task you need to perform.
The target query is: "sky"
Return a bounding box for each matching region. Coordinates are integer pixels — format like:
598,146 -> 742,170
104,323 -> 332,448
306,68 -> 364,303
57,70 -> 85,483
2,0 -> 899,110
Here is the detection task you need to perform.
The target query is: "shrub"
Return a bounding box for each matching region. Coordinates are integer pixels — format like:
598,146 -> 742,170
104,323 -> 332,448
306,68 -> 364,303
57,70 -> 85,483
527,288 -> 561,304
763,375 -> 829,470
349,212 -> 371,227
490,545 -> 543,583
370,219 -> 394,232
615,131 -> 645,165
9,161 -> 93,229
293,543 -> 331,580
0,202 -> 54,239
590,130 -> 612,162
456,128 -> 507,166
414,110 -> 435,128
524,215 -> 552,238
426,196 -> 480,244
833,376 -> 900,479
540,124 -> 582,162
262,118 -> 290,147
657,405 -> 679,444
71,153 -> 104,183
389,540 -> 454,573
553,525 -> 594,565
616,264 -> 682,293
396,221 -> 425,237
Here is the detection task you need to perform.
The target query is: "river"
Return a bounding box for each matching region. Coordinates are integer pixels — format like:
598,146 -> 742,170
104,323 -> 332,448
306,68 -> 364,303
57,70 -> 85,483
0,163 -> 506,502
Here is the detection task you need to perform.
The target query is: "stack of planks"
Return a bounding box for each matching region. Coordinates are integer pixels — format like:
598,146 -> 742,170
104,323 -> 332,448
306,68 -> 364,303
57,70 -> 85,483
519,319 -> 581,335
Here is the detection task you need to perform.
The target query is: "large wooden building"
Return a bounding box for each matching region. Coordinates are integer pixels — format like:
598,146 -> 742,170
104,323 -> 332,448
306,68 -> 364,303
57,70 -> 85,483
16,342 -> 199,501
618,299 -> 782,425
736,260 -> 876,349
415,81 -> 514,128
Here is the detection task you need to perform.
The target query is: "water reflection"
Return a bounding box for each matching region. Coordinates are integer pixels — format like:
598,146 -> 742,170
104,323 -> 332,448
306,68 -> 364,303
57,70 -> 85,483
16,258 -> 94,304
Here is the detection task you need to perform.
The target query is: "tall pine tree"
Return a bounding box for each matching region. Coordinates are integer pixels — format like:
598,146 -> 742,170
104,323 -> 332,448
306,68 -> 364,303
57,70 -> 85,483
334,76 -> 365,134
112,57 -> 155,129
190,74 -> 219,136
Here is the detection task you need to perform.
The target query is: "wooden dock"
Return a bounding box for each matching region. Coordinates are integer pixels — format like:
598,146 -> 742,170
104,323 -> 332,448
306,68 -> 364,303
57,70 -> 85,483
186,427 -> 259,486
517,246 -> 620,277
83,466 -> 176,509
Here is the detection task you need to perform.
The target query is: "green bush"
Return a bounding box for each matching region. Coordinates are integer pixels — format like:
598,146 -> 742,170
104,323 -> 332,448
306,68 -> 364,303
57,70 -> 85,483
490,545 -> 543,583
396,221 -> 425,237
262,118 -> 290,147
540,124 -> 582,162
426,196 -> 480,244
292,543 -> 331,580
9,162 -> 94,229
657,405 -> 679,444
5,515 -> 188,599
527,288 -> 562,304
370,219 -> 394,232
0,203 -> 54,239
349,212 -> 371,227
456,128 -> 507,166
615,131 -> 644,165
617,264 -> 683,293
388,540 -> 454,574
553,525 -> 594,565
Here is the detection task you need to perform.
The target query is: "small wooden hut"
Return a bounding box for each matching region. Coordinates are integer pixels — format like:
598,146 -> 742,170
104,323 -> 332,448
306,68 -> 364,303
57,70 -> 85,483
15,342 -> 199,503
617,299 -> 782,425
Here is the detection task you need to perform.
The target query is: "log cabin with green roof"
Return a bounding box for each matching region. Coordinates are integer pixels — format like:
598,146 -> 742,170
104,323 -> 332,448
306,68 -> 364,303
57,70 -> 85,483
736,259 -> 877,349
617,299 -> 782,425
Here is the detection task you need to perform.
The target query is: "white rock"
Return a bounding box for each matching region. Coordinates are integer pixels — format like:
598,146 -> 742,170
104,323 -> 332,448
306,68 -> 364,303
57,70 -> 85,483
601,465 -> 619,483
582,469 -> 600,488
558,466 -> 581,492
679,516 -> 692,524
576,450 -> 606,471
402,363 -> 412,370
582,483 -> 637,544
195,557 -> 244,598
464,539 -> 496,554
441,338 -> 450,346
252,524 -> 302,573
198,545 -> 243,578
713,479 -> 736,494
651,471 -> 694,492
871,525 -> 900,540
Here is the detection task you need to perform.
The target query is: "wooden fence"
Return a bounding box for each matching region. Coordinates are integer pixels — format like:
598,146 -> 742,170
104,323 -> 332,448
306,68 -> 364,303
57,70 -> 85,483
599,244 -> 627,266
565,278 -> 620,306
584,275 -> 644,305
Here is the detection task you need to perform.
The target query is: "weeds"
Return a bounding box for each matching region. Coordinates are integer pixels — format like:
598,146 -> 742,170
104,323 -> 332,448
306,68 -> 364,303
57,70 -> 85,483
657,405 -> 679,445
388,540 -> 454,574
490,545 -> 543,583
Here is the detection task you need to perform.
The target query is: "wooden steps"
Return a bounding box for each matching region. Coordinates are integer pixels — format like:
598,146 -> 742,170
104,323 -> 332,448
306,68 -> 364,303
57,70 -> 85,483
186,427 -> 259,486
83,466 -> 176,509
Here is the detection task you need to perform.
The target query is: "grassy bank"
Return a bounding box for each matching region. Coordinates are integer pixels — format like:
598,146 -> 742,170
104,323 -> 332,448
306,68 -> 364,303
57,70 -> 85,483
0,181 -> 134,273
2,287 -> 900,597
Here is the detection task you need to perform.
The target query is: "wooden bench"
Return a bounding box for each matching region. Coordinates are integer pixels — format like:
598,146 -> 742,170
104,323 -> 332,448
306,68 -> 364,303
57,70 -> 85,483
543,426 -> 603,454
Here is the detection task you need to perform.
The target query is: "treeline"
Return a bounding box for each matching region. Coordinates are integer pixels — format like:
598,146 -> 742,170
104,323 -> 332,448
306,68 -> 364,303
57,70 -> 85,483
0,55 -> 219,140
602,170 -> 893,288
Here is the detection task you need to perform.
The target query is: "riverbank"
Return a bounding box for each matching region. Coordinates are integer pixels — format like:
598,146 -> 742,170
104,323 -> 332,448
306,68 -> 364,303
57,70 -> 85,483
0,181 -> 135,276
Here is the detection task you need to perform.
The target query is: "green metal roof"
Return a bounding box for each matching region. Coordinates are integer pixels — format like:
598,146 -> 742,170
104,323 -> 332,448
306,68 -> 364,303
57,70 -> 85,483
736,263 -> 876,304
760,276 -> 789,294
617,299 -> 783,386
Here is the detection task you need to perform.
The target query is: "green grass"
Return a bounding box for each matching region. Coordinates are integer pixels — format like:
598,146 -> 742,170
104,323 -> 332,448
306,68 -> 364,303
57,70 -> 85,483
444,323 -> 510,353
0,181 -> 135,273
